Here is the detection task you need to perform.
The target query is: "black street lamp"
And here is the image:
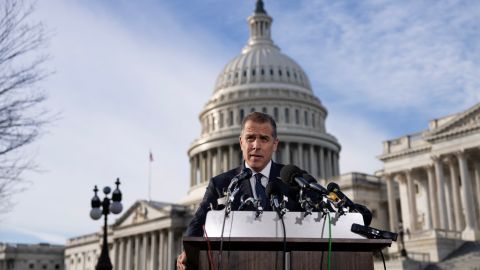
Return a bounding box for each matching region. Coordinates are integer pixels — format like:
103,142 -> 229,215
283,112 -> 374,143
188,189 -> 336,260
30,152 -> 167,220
90,178 -> 123,270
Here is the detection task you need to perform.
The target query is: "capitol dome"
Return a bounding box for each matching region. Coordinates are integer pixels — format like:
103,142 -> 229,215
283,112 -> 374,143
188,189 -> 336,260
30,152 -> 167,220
183,0 -> 341,205
214,43 -> 312,93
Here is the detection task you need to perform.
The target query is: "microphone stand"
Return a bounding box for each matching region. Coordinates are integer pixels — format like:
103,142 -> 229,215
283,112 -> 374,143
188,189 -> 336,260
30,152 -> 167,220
270,195 -> 288,270
219,181 -> 241,270
298,188 -> 314,217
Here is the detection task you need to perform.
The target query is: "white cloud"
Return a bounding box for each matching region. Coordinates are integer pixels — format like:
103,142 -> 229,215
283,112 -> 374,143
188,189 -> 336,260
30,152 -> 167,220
274,0 -> 480,115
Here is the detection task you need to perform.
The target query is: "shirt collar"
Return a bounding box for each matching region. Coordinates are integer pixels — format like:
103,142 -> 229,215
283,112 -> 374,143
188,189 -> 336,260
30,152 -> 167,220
245,160 -> 272,179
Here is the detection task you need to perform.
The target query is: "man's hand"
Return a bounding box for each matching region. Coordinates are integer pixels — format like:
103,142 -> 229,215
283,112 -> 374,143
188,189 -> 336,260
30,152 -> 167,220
176,251 -> 187,270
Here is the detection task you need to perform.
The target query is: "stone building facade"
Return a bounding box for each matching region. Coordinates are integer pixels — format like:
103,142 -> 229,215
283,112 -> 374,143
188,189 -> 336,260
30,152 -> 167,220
65,201 -> 189,270
378,102 -> 480,263
0,243 -> 64,270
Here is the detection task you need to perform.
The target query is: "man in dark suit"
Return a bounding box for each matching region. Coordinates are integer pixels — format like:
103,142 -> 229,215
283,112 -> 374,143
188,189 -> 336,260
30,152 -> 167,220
177,112 -> 288,269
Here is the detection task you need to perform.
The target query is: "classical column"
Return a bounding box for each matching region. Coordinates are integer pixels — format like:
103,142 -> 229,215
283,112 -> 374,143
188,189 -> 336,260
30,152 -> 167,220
218,147 -> 223,173
385,174 -> 399,232
284,142 -> 290,164
446,157 -> 463,231
150,232 -> 158,270
298,143 -> 304,169
134,236 -> 140,270
474,162 -> 480,221
142,233 -> 148,270
195,155 -> 199,185
228,145 -> 234,169
190,157 -> 194,187
426,165 -> 439,228
167,229 -> 174,270
200,153 -> 205,183
326,150 -> 332,179
456,150 -> 480,240
117,238 -> 124,270
396,174 -> 412,232
334,152 -> 340,176
319,147 -> 325,179
420,177 -> 432,230
405,170 -> 418,231
207,150 -> 212,180
433,155 -> 448,229
115,239 -> 122,270
444,175 -> 454,231
159,230 -> 165,270
309,145 -> 316,176
125,237 -> 132,270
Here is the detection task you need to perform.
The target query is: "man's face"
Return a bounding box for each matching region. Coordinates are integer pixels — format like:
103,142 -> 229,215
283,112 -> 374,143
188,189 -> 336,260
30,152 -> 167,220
239,120 -> 279,172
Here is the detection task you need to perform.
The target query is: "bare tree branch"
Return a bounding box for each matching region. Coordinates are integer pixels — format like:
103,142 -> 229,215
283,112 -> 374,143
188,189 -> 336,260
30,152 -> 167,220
0,0 -> 50,213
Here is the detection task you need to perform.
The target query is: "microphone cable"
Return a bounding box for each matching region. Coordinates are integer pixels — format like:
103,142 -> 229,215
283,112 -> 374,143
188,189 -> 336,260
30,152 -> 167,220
279,213 -> 287,270
218,200 -> 229,270
379,250 -> 386,270
202,225 -> 217,270
326,212 -> 332,270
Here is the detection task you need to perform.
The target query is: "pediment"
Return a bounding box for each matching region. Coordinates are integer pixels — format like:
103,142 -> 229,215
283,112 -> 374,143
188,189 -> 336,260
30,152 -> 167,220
113,200 -> 176,228
426,103 -> 480,140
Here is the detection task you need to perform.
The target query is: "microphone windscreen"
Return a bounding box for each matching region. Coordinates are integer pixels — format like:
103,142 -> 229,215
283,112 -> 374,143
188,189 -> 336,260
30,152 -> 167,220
266,179 -> 290,198
241,167 -> 253,178
327,182 -> 340,192
280,164 -> 301,185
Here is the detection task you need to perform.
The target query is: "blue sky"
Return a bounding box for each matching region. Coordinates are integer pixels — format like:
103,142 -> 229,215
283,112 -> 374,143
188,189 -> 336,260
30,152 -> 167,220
1,0 -> 479,244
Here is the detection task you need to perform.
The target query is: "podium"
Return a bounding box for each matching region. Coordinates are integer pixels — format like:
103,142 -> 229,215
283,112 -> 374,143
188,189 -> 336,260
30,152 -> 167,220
183,211 -> 391,269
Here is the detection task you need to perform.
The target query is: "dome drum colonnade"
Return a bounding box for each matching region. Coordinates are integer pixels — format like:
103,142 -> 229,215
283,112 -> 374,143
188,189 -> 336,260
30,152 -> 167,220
186,0 -> 341,202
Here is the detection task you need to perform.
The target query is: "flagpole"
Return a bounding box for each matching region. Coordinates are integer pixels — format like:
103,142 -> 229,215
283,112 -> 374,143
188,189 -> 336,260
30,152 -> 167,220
148,150 -> 152,201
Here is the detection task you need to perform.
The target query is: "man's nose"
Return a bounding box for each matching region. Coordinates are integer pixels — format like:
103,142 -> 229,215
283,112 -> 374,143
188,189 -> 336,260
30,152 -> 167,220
252,138 -> 261,149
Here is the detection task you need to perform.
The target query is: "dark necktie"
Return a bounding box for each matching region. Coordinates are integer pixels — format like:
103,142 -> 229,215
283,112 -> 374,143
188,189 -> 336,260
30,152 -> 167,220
255,173 -> 268,210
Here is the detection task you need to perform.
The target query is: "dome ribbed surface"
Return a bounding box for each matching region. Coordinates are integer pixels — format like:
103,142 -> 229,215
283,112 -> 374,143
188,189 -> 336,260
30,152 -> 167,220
214,45 -> 312,92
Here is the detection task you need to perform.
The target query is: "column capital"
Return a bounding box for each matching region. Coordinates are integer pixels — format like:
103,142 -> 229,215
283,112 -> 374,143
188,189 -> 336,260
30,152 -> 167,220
444,155 -> 457,165
454,149 -> 467,159
393,173 -> 405,183
424,164 -> 434,170
431,154 -> 442,162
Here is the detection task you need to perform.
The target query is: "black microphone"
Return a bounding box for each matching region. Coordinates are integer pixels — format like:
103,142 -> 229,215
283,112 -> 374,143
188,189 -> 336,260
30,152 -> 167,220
301,173 -> 328,196
327,182 -> 372,226
228,168 -> 253,190
266,179 -> 289,216
326,182 -> 356,209
280,165 -> 311,189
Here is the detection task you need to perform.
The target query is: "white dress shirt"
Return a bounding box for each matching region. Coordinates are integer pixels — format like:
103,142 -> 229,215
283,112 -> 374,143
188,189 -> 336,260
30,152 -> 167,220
245,160 -> 272,199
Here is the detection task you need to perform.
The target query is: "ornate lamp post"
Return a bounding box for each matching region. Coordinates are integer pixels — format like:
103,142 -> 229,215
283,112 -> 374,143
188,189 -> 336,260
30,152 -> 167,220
90,178 -> 123,270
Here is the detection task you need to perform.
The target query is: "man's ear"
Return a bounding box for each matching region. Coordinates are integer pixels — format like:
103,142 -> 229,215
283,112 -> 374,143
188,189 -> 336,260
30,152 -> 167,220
273,138 -> 279,151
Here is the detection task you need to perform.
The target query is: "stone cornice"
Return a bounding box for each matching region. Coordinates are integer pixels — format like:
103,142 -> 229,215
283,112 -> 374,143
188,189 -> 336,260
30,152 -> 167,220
424,123 -> 480,142
378,145 -> 431,161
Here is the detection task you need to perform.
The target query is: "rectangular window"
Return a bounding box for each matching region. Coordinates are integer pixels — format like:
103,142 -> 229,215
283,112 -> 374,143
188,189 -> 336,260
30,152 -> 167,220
285,108 -> 290,123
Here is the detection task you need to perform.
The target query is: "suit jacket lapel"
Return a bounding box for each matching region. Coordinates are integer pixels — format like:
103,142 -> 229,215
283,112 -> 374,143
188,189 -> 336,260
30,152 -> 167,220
269,161 -> 282,182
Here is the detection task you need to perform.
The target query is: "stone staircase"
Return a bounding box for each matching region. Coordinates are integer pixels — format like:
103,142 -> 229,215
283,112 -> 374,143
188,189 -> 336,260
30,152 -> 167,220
424,241 -> 480,270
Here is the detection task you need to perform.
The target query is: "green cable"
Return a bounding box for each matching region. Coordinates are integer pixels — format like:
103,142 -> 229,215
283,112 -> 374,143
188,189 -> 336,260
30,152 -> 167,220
327,212 -> 332,270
